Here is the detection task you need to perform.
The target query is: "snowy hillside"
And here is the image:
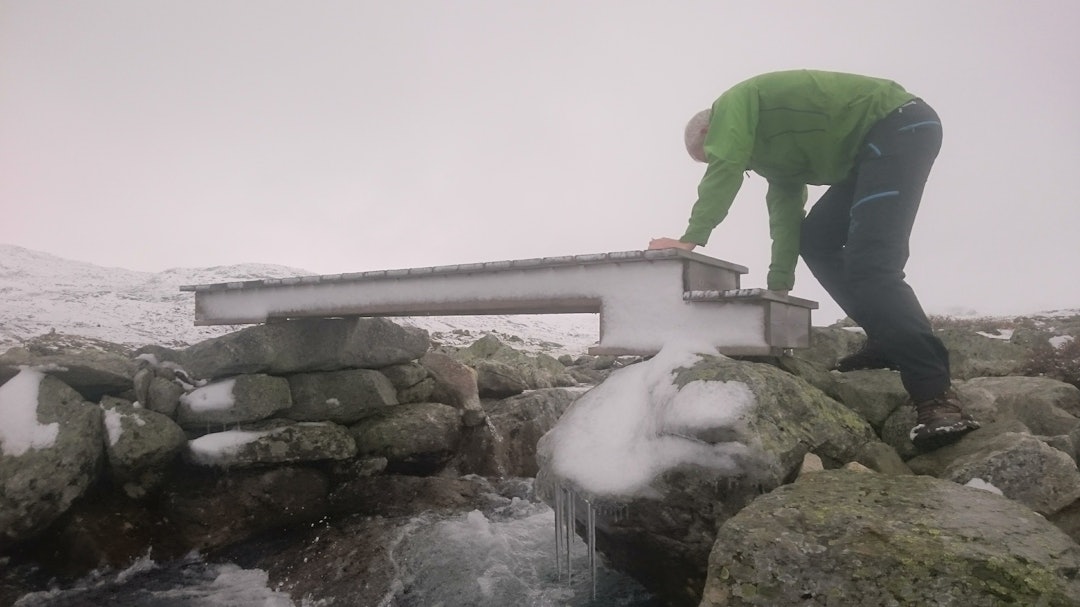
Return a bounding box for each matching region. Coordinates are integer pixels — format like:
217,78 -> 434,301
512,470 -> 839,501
0,245 -> 600,355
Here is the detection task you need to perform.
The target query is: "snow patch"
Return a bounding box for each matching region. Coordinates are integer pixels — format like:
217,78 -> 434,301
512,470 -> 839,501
543,341 -> 753,498
187,428 -> 272,465
102,406 -> 147,446
0,368 -> 60,457
1050,335 -> 1074,349
965,477 -> 1004,495
180,378 -> 237,412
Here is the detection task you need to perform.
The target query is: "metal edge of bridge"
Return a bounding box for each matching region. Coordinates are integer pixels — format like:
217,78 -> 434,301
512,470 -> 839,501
684,288 -> 820,310
178,249 -> 750,293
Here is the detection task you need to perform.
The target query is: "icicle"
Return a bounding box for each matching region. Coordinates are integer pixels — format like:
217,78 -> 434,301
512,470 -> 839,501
566,486 -> 574,583
552,482 -> 632,599
587,497 -> 597,600
554,483 -> 562,580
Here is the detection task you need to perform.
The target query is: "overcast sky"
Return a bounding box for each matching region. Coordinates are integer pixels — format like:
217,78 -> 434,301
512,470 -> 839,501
2,1 -> 1078,323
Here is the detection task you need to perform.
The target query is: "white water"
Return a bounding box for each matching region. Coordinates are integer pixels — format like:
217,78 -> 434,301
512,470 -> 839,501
12,498 -> 656,607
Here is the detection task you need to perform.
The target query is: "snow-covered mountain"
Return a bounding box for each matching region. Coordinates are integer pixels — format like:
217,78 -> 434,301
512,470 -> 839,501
0,244 -> 600,355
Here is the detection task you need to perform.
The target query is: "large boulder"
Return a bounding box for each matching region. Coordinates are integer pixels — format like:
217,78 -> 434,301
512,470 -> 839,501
379,361 -> 435,404
0,338 -> 136,401
699,470 -> 1080,607
754,354 -> 841,402
939,328 -> 1033,379
1053,499 -> 1080,545
132,354 -> 191,418
798,325 -> 866,370
21,489 -> 176,576
99,397 -> 187,498
963,376 -> 1080,433
908,432 -> 1080,516
420,351 -> 485,426
175,374 -> 291,428
1,371 -> 105,543
882,376 -> 1080,462
831,369 -> 908,431
879,380 -> 1004,460
535,351 -> 876,606
144,375 -> 185,418
349,402 -> 463,475
180,317 -> 430,380
161,466 -> 330,553
280,369 -> 398,424
460,387 -> 582,478
185,420 -> 357,468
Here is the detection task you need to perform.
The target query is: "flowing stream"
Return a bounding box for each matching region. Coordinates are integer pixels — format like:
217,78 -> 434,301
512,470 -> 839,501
11,496 -> 657,607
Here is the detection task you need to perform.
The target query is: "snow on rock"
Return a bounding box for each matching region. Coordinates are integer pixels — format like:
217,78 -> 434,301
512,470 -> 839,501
180,379 -> 237,412
0,368 -> 59,457
1050,335 -> 1075,349
976,329 -> 1014,340
541,341 -> 753,497
965,477 -> 1005,495
187,429 -> 273,466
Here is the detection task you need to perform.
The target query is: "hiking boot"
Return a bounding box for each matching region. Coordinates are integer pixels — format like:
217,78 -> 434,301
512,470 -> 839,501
909,389 -> 980,451
835,340 -> 897,372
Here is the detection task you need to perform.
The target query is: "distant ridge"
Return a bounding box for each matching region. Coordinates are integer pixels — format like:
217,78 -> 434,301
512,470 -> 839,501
0,244 -> 600,355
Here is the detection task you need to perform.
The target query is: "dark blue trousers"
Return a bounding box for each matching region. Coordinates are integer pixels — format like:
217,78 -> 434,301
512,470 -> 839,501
800,99 -> 950,402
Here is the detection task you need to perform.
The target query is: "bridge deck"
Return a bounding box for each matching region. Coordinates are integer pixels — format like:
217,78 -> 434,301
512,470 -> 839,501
181,250 -> 817,356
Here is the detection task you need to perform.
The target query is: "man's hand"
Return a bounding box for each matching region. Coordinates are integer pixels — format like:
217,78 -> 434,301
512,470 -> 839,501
648,237 -> 696,251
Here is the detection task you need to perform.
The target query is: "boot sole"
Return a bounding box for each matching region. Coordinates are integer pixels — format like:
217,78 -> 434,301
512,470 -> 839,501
910,420 -> 980,451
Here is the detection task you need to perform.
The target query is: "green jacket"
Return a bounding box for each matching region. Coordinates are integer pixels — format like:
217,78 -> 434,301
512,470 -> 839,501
680,70 -> 916,291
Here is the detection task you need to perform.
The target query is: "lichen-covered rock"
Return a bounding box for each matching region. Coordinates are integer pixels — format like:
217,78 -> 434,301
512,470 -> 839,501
175,374 -> 291,428
756,354 -> 841,402
699,470 -> 1080,607
1,372 -> 105,543
380,361 -> 434,404
798,325 -> 867,370
939,328 -> 1033,379
452,334 -> 575,398
930,432 -> 1080,516
470,359 -> 530,398
180,317 -> 430,380
536,354 -> 876,606
1051,499 -> 1080,545
349,402 -> 462,475
853,440 -> 913,475
673,356 -> 877,473
185,419 -> 357,468
420,351 -> 485,426
963,376 -> 1080,434
831,369 -> 908,431
281,369 -> 398,424
100,398 -> 186,498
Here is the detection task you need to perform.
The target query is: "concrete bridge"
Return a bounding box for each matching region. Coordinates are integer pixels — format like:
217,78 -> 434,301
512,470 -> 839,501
181,249 -> 817,356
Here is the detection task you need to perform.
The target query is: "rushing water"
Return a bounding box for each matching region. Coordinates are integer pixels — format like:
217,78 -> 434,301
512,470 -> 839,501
12,496 -> 658,607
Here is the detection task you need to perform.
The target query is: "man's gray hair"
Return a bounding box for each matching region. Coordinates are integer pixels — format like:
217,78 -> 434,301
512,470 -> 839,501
684,108 -> 712,163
